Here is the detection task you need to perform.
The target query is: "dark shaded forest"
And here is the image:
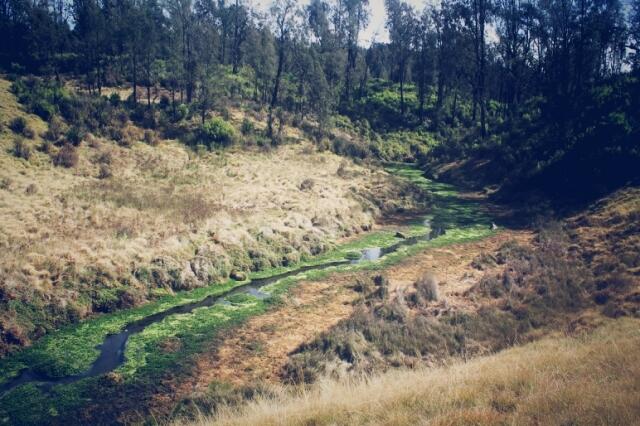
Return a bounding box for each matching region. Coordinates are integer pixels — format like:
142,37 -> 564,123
1,0 -> 639,200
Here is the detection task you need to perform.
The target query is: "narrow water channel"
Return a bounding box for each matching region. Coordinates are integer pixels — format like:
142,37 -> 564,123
0,164 -> 491,398
0,229 -> 448,396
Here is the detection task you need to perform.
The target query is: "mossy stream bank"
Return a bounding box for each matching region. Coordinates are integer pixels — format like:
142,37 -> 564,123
0,164 -> 494,425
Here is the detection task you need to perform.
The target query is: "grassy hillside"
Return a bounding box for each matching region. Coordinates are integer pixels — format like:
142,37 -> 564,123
199,318 -> 640,426
0,76 -> 423,356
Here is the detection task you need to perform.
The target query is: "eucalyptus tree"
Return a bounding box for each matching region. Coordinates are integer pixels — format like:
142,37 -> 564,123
340,0 -> 369,107
631,0 -> 640,72
230,0 -> 249,73
72,0 -> 110,93
164,0 -> 197,102
414,7 -> 437,120
453,0 -> 491,135
245,21 -> 276,103
385,0 -> 417,115
138,0 -> 167,107
267,0 -> 298,138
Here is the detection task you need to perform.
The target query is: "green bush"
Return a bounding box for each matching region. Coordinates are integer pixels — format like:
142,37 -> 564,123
241,117 -> 254,135
109,93 -> 121,106
201,117 -> 237,148
53,144 -> 79,168
176,104 -> 189,120
44,115 -> 65,141
12,137 -> 32,160
32,99 -> 55,121
331,136 -> 370,159
11,77 -> 68,122
66,126 -> 85,146
9,116 -> 27,134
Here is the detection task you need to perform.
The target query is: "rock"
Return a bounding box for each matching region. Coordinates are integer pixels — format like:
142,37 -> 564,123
230,270 -> 247,281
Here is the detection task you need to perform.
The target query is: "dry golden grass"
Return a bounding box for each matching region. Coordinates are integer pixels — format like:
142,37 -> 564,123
190,318 -> 640,426
0,77 -> 419,350
0,139 -> 403,293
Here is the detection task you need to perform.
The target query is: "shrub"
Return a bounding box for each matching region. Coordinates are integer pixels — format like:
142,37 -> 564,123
40,140 -> 54,154
65,125 -> 86,146
44,115 -> 65,141
202,117 -> 237,147
241,117 -> 254,135
22,125 -> 35,139
98,163 -> 112,179
332,137 -> 370,159
9,116 -> 27,134
95,151 -> 112,165
108,93 -> 121,106
159,95 -> 170,108
0,177 -> 13,191
32,99 -> 55,121
144,130 -> 159,146
270,132 -> 285,147
53,144 -> 79,168
177,103 -> 189,120
141,108 -> 159,129
117,125 -> 142,147
337,160 -> 350,178
12,137 -> 32,160
299,178 -> 315,191
25,183 -> 37,195
415,273 -> 439,302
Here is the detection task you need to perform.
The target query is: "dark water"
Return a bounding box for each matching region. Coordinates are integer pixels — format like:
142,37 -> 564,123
0,260 -> 347,396
0,227 -> 448,397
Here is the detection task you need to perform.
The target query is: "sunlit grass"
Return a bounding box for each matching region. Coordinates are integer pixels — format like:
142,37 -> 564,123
200,318 -> 640,426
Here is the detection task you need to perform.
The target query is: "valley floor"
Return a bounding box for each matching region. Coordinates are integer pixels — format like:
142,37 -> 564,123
167,185 -> 640,426
147,230 -> 532,418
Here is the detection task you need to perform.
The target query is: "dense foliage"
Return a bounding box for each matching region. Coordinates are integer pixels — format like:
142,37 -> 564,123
1,0 -> 638,195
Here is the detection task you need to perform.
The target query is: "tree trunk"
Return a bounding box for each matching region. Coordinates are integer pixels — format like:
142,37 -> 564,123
268,38 -> 286,138
400,75 -> 405,115
171,86 -> 176,120
479,0 -> 486,138
451,89 -> 458,122
132,55 -> 138,105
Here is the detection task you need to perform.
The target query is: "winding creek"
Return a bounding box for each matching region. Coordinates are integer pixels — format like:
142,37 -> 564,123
0,164 -> 493,408
0,227 -> 449,396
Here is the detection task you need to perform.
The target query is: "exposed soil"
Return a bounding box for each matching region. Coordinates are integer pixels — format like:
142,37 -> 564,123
144,229 -> 532,418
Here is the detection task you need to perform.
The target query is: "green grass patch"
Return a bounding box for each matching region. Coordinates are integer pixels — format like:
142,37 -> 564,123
0,163 -> 496,425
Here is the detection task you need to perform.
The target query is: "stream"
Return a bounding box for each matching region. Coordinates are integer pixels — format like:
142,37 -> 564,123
0,164 -> 490,399
0,227 -> 449,396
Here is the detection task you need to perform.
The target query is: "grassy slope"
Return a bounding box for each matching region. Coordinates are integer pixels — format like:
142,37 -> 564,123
0,155 -> 497,424
0,75 -> 428,356
197,318 -> 640,426
0,156 -> 493,383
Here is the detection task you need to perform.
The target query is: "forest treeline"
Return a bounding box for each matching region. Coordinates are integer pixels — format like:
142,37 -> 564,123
1,0 -> 639,198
